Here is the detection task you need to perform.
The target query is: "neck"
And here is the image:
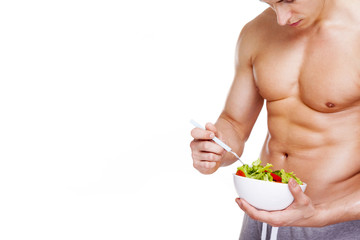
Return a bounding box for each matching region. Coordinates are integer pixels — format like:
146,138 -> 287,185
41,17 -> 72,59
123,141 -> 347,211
315,0 -> 357,28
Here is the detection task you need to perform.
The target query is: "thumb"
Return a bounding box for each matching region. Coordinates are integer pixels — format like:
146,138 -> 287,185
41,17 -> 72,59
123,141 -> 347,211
288,178 -> 308,204
205,122 -> 218,136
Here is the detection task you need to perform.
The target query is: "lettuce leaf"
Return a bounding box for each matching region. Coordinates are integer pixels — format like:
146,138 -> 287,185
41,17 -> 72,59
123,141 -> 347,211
236,159 -> 303,185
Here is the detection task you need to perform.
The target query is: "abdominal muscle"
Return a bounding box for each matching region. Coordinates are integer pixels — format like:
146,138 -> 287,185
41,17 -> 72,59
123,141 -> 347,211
258,98 -> 360,205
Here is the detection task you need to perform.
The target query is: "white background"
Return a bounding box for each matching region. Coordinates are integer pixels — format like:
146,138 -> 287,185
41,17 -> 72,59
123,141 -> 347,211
0,1 -> 267,239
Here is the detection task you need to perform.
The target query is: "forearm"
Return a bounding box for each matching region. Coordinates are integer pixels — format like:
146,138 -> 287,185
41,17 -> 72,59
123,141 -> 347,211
318,186 -> 360,226
215,112 -> 249,167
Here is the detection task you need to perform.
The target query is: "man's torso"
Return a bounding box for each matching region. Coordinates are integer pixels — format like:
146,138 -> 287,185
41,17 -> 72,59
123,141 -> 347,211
249,8 -> 360,204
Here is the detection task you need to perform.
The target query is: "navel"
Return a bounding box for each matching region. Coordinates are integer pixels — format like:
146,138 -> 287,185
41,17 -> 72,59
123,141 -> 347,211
284,153 -> 289,158
326,102 -> 335,108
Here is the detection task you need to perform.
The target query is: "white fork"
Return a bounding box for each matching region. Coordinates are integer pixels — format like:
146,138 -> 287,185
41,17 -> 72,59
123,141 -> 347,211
190,119 -> 245,165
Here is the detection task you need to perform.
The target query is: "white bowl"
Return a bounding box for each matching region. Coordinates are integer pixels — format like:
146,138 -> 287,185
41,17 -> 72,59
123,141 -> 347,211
233,174 -> 307,211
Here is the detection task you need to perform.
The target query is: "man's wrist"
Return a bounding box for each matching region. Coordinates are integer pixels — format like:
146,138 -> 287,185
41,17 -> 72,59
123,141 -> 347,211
312,203 -> 330,227
312,196 -> 357,227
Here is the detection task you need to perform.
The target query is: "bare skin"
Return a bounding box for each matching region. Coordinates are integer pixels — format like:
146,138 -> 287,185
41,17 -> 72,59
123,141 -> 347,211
190,0 -> 360,227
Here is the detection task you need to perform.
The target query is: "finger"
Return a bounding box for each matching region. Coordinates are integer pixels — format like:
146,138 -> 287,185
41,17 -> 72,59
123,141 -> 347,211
205,122 -> 217,135
190,138 -> 225,155
288,178 -> 309,206
235,198 -> 288,227
193,160 -> 217,174
191,127 -> 215,140
194,160 -> 217,169
199,140 -> 225,154
235,198 -> 266,221
193,151 -> 223,162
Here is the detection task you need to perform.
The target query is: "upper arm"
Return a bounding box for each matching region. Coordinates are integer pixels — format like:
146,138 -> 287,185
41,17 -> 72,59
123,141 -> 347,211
219,22 -> 264,141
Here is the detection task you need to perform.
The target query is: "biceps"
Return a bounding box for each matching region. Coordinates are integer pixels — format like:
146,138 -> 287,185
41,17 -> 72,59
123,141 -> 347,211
222,67 -> 264,136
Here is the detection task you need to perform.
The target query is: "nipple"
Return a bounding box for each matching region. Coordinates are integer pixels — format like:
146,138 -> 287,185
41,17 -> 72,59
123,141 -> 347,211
326,102 -> 335,108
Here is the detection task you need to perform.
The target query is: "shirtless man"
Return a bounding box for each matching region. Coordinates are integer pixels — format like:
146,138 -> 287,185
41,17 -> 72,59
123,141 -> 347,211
190,0 -> 360,239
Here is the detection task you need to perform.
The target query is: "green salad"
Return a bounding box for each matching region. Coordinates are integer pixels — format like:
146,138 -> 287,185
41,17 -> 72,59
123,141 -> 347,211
235,159 -> 303,185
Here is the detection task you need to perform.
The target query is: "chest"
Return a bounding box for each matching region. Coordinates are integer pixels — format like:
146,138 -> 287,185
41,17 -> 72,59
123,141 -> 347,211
253,29 -> 360,112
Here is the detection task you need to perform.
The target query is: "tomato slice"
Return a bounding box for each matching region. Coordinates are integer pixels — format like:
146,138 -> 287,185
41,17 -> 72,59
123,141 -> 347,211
236,169 -> 246,177
264,170 -> 282,182
270,172 -> 282,182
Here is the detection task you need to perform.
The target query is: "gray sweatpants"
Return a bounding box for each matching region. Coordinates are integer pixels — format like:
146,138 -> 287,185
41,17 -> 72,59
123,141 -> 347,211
239,214 -> 360,240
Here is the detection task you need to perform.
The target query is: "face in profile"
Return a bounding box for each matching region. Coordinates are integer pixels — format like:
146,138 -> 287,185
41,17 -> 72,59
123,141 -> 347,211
260,0 -> 327,28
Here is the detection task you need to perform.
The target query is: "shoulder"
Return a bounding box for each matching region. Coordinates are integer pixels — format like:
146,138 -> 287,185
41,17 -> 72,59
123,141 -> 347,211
241,8 -> 276,36
235,8 -> 278,63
